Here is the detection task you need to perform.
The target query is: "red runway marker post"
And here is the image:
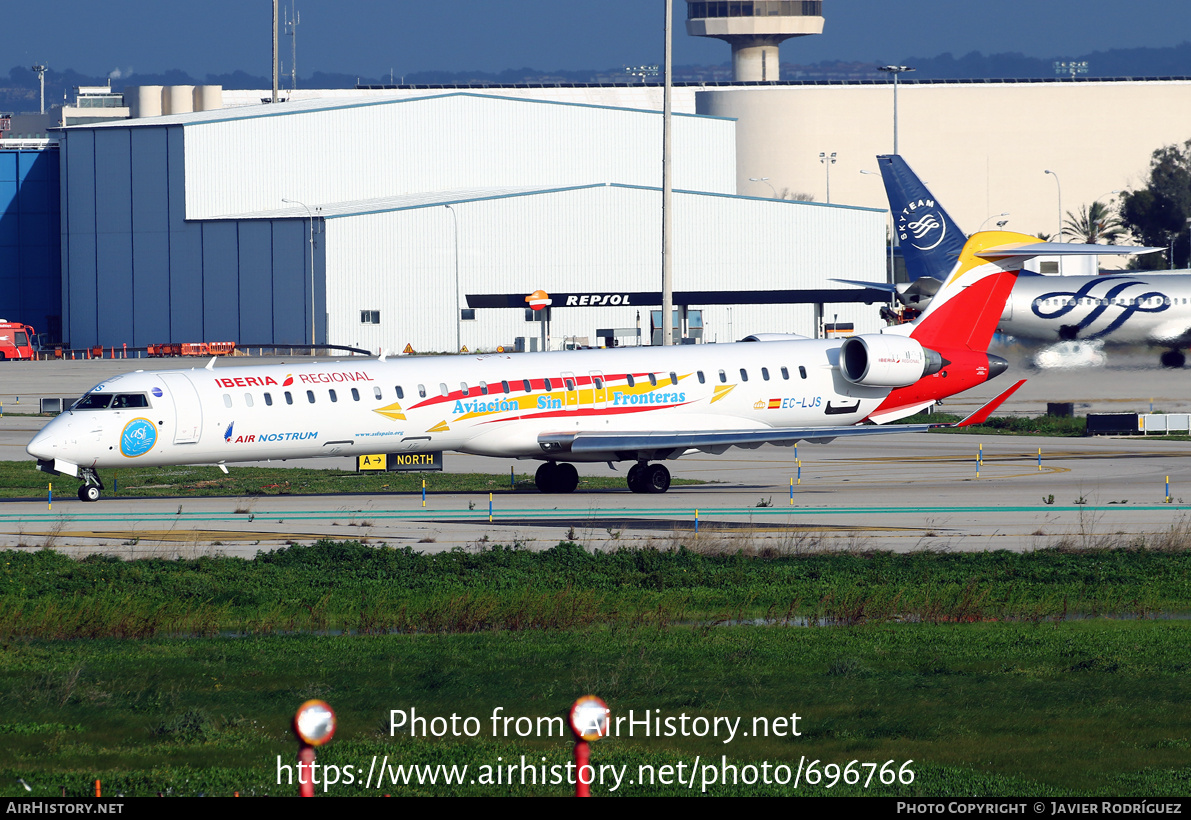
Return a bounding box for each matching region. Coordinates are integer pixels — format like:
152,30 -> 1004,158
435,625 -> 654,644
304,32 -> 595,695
569,695 -> 610,797
293,699 -> 337,797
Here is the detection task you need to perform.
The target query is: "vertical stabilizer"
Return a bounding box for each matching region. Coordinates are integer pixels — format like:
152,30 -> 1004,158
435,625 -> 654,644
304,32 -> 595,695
878,155 -> 967,281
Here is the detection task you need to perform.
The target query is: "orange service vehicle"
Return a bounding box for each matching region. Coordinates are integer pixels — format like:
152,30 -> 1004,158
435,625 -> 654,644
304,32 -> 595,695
0,320 -> 36,360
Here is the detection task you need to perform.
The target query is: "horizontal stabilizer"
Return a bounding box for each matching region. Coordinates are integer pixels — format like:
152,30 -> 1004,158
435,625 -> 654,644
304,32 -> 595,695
975,241 -> 1162,260
946,379 -> 1028,428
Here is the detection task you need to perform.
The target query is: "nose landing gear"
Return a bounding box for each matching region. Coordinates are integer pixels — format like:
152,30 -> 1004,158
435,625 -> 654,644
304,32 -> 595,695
626,461 -> 670,494
77,467 -> 104,502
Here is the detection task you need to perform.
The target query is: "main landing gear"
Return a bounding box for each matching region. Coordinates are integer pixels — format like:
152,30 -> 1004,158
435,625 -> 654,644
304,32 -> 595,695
1161,349 -> 1186,368
535,461 -> 579,494
77,467 -> 104,502
626,461 -> 670,494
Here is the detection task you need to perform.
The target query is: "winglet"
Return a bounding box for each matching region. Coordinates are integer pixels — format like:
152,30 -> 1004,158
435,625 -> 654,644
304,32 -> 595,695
940,379 -> 1027,429
204,357 -> 217,371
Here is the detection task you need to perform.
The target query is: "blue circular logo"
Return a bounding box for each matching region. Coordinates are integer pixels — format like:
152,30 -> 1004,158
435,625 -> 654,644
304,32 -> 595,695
120,418 -> 157,458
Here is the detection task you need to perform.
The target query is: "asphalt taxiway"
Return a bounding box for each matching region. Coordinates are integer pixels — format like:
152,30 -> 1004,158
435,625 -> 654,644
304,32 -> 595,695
0,348 -> 1188,556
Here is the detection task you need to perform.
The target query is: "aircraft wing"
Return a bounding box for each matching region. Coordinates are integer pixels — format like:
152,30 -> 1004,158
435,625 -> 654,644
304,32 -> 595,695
539,380 -> 1026,458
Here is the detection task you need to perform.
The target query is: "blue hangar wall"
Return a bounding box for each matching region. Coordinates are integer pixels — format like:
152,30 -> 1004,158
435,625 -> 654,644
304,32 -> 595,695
59,126 -> 323,348
0,147 -> 61,342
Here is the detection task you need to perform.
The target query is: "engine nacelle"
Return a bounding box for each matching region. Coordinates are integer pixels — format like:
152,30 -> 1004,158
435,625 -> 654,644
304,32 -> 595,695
839,335 -> 943,387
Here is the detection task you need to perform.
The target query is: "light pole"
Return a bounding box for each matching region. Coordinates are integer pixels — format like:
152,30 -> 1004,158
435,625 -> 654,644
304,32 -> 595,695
878,65 -> 915,154
282,198 -> 315,347
748,177 -> 777,198
1044,170 -> 1063,240
860,168 -> 895,284
979,212 -> 1010,231
31,65 -> 47,115
819,152 -> 836,204
444,204 -> 460,353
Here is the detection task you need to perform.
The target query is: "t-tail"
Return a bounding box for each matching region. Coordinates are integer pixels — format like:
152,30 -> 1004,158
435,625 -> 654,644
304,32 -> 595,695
864,231 -> 1029,423
877,154 -> 967,282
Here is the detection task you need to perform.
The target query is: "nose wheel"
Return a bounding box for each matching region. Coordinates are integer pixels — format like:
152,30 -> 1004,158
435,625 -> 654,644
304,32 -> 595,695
627,462 -> 670,493
76,467 -> 104,502
535,461 -> 579,493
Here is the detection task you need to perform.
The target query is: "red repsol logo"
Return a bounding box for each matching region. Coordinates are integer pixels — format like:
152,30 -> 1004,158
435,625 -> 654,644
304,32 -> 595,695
215,376 -> 279,388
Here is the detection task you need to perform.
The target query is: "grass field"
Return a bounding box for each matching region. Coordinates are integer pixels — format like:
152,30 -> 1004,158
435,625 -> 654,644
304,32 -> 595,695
0,541 -> 1189,797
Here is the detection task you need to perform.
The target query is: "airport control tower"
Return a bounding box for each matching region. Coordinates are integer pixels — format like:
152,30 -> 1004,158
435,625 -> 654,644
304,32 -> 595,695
685,1 -> 825,82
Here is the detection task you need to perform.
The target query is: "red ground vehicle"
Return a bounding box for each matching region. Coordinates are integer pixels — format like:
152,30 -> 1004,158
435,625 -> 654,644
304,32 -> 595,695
0,320 -> 36,360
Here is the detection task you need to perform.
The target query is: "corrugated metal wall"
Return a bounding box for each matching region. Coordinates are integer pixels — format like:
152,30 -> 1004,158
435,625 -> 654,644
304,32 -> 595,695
181,94 -> 736,219
61,127 -> 319,347
324,186 -> 884,354
0,147 -> 60,341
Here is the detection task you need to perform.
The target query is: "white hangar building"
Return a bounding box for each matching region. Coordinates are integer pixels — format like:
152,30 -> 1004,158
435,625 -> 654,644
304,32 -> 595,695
58,92 -> 887,351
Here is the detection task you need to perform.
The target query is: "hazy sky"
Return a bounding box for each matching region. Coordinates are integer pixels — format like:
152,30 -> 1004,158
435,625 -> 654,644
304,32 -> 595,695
11,1 -> 1191,78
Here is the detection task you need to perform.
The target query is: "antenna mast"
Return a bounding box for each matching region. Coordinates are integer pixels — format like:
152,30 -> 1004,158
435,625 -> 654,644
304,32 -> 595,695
286,2 -> 299,91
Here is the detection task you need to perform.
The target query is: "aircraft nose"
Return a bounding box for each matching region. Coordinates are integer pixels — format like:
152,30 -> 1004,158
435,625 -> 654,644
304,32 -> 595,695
26,426 -> 60,461
987,354 -> 1009,380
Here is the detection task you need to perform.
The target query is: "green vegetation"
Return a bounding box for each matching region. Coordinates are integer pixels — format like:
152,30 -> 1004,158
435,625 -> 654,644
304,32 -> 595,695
897,412 -> 1088,436
1,542 -> 1188,796
0,622 -> 1188,796
0,461 -> 701,500
4,539 -> 1191,639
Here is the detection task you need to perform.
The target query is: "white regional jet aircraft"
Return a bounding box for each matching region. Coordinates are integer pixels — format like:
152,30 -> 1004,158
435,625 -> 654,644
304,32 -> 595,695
28,237 -> 1027,502
874,155 -> 1180,365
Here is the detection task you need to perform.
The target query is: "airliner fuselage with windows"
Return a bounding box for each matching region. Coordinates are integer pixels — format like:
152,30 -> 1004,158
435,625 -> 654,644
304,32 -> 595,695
28,234 -> 1026,501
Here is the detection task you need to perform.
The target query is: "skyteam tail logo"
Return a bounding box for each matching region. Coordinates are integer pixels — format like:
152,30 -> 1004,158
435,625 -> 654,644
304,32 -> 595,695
120,418 -> 157,458
224,421 -> 235,442
898,199 -> 947,251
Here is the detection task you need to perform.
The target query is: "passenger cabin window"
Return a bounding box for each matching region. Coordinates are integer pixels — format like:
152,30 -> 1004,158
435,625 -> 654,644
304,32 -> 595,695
544,378 -> 553,391
648,374 -> 657,387
374,386 -> 382,400
223,394 -> 232,408
352,388 -> 360,401
418,384 -> 427,398
461,382 -> 470,396
264,392 -> 273,406
522,379 -> 531,392
799,366 -> 807,379
329,389 -> 337,402
565,378 -> 575,391
285,391 -> 294,405
244,393 -> 254,407
626,375 -> 636,388
594,376 -> 604,389
669,372 -> 678,386
740,368 -> 749,382
501,380 -> 510,393
781,367 -> 789,380
479,382 -> 489,395
307,390 -> 316,404
439,383 -> 448,397
718,370 -> 726,383
761,367 -> 770,381
396,386 -> 404,399
697,371 -> 705,384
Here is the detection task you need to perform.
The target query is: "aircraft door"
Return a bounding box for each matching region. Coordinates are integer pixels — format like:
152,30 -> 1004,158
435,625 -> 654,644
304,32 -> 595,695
157,373 -> 203,444
589,370 -> 607,410
561,371 -> 579,411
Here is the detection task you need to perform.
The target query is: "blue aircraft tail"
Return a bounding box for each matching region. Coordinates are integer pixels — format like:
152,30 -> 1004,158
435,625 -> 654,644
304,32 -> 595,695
877,155 -> 967,281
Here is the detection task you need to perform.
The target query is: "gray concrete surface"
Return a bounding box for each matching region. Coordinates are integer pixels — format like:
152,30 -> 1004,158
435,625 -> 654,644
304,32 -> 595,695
1,348 -> 1188,556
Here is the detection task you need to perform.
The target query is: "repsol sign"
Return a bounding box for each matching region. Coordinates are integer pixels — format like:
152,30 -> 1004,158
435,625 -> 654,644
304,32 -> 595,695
563,293 -> 632,306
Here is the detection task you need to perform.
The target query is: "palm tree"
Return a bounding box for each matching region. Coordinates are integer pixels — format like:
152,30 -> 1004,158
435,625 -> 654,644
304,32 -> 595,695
1062,201 -> 1125,244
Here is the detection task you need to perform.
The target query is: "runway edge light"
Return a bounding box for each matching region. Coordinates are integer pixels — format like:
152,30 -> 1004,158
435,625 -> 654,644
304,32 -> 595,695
569,695 -> 609,797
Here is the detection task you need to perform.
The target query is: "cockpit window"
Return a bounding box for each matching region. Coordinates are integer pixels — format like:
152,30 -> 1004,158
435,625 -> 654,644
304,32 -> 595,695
112,393 -> 149,408
74,393 -> 113,410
